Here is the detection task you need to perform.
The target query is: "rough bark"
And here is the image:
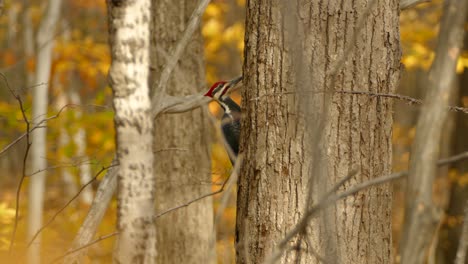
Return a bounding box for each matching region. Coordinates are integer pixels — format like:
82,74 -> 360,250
27,0 -> 62,263
236,0 -> 400,263
399,0 -> 468,263
107,0 -> 156,263
150,1 -> 215,263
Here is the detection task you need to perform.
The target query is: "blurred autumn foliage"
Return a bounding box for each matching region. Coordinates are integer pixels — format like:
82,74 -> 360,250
0,0 -> 467,262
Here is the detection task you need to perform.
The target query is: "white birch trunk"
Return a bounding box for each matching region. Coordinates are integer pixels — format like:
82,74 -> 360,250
107,0 -> 156,262
27,0 -> 62,263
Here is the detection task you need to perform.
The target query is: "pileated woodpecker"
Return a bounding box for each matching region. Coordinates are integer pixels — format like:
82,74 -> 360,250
204,76 -> 242,164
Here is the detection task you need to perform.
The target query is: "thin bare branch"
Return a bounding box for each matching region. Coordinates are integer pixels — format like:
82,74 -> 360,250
265,150 -> 468,263
64,157 -> 119,263
6,76 -> 32,255
153,76 -> 242,117
26,164 -> 116,248
252,90 -> 468,115
264,170 -> 359,264
60,157 -> 242,262
51,232 -> 119,264
150,0 -> 211,107
153,156 -> 242,219
335,90 -> 468,114
400,0 -> 430,10
0,103 -> 75,157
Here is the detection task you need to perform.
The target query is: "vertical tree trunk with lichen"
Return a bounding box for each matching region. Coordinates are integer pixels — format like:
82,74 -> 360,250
236,0 -> 400,263
107,0 -> 156,262
150,1 -> 215,263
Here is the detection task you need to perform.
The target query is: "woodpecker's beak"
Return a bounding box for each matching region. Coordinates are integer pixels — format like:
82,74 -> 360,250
228,76 -> 243,88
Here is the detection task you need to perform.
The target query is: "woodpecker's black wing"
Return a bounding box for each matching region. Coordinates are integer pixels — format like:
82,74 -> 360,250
219,97 -> 240,164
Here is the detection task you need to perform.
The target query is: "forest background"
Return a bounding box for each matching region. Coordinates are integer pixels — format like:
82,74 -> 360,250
0,0 -> 467,263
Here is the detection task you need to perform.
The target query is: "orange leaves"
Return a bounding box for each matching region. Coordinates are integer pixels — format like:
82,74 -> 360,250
449,169 -> 468,187
2,51 -> 17,66
53,36 -> 110,92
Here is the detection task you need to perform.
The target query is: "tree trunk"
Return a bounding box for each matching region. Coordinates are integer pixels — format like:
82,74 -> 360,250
439,6 -> 468,263
107,0 -> 156,262
236,0 -> 400,263
399,0 -> 468,263
27,1 -> 62,263
69,72 -> 93,205
150,1 -> 215,263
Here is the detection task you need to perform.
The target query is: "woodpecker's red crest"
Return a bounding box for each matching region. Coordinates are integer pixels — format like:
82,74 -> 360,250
204,76 -> 242,99
204,81 -> 227,98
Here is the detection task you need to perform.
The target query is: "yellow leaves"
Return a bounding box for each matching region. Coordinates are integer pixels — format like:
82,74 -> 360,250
456,52 -> 468,74
400,0 -> 442,70
445,214 -> 464,228
205,4 -> 223,18
461,96 -> 468,108
223,22 -> 245,52
401,43 -> 434,70
0,203 -> 15,250
236,0 -> 246,6
203,2 -> 244,83
448,169 -> 468,187
0,203 -> 15,225
203,19 -> 224,38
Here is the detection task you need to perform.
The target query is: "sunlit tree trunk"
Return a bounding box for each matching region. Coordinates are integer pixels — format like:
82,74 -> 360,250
399,0 -> 467,263
69,73 -> 93,205
54,74 -> 78,199
236,0 -> 400,263
438,6 -> 468,263
27,0 -> 62,263
107,0 -> 156,262
150,1 -> 215,263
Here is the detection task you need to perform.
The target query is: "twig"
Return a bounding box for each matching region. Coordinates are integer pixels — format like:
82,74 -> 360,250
400,0 -> 430,10
0,104 -> 75,157
50,232 -> 119,264
26,160 -> 97,177
151,0 -> 211,107
58,158 -> 242,262
252,90 -> 468,115
265,150 -> 468,263
153,75 -> 242,116
335,90 -> 468,114
2,72 -> 32,255
265,170 -> 358,264
26,164 -> 116,248
153,156 -> 243,219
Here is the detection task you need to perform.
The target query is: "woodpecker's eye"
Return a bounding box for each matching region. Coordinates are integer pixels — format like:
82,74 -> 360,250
211,82 -> 226,98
